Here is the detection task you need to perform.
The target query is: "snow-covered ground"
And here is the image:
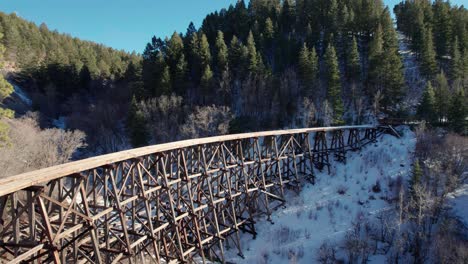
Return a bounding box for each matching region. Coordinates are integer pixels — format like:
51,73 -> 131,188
447,184 -> 468,227
224,127 -> 416,263
398,32 -> 426,112
12,83 -> 32,106
2,81 -> 33,115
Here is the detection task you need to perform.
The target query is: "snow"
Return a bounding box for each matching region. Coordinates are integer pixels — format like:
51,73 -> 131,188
447,184 -> 468,227
224,127 -> 416,263
52,116 -> 67,129
398,32 -> 426,112
12,83 -> 32,106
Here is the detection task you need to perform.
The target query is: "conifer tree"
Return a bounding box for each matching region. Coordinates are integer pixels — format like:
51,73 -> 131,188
186,30 -> 199,79
433,71 -> 451,123
246,31 -> 259,73
229,36 -> 248,75
165,32 -> 187,95
200,65 -> 214,101
380,12 -> 405,109
0,32 -> 13,147
409,159 -> 423,201
368,24 -> 384,96
451,37 -> 464,80
448,89 -> 466,134
173,54 -> 188,95
463,48 -> 468,79
298,43 -> 311,83
346,36 -> 360,81
157,65 -> 172,96
124,61 -> 145,99
324,44 -> 344,125
198,33 -> 211,69
433,0 -> 452,57
412,7 -> 425,55
280,0 -> 295,33
298,43 -> 318,93
420,27 -> 437,77
126,97 -> 149,148
417,82 -> 436,123
264,18 -> 275,41
0,33 -> 13,106
215,31 -> 228,73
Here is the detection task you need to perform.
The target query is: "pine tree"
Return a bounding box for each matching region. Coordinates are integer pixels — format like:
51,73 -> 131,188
124,61 -> 145,100
411,7 -> 425,55
157,65 -> 171,96
215,31 -> 228,73
200,65 -> 214,101
280,0 -> 295,33
420,26 -> 437,77
166,32 -> 185,75
198,33 -> 211,69
0,32 -> 13,147
298,43 -> 318,93
381,13 -> 406,110
173,53 -> 188,95
409,159 -> 423,201
448,89 -> 467,134
0,33 -> 13,104
166,32 -> 184,60
433,0 -> 452,57
324,44 -> 344,125
346,36 -> 360,81
417,82 -> 436,123
368,24 -> 384,96
298,43 -> 311,83
451,37 -> 464,80
126,97 -> 149,148
246,31 -> 259,73
229,35 -> 248,75
463,48 -> 468,79
433,71 -> 451,123
264,18 -> 275,41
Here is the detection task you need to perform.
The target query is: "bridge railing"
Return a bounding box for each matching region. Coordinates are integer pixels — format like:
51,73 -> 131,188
0,125 -> 390,264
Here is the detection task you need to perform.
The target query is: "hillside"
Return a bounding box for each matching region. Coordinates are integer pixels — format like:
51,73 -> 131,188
225,126 -> 416,263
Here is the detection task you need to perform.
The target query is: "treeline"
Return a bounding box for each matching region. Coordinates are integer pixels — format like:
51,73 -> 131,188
395,0 -> 467,134
0,11 -> 141,156
128,0 -> 405,141
0,12 -> 140,97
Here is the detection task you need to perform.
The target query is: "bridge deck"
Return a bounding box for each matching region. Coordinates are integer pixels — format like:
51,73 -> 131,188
0,125 -> 373,197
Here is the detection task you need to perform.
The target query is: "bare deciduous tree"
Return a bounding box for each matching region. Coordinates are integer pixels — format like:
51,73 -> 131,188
0,113 -> 86,177
180,105 -> 233,139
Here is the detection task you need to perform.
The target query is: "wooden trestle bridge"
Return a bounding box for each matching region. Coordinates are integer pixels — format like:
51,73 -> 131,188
0,125 -> 398,264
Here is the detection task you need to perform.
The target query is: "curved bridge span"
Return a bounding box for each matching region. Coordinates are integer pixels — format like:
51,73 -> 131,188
0,125 -> 396,263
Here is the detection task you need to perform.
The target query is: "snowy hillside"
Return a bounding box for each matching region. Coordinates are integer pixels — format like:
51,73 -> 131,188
447,184 -> 468,227
398,32 -> 426,112
2,81 -> 32,115
225,127 -> 416,263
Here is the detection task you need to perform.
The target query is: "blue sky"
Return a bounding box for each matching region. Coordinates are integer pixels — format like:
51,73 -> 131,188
0,0 -> 465,53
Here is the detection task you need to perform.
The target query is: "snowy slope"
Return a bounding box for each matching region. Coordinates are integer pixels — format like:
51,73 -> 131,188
398,32 -> 426,112
447,184 -> 468,227
224,127 -> 416,263
2,81 -> 33,115
12,83 -> 32,106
